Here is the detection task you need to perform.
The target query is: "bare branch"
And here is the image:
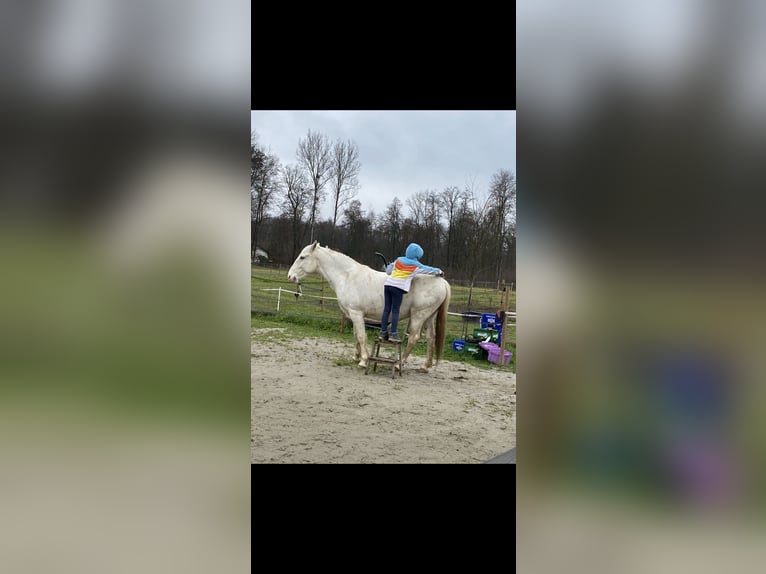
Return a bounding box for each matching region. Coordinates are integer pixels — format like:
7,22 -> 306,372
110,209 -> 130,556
328,138 -> 361,240
280,164 -> 311,260
296,130 -> 332,242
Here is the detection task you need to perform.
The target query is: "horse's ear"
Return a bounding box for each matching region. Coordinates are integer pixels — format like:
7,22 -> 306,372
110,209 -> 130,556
311,240 -> 318,251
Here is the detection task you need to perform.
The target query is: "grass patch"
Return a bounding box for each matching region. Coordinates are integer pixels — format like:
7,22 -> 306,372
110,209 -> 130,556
491,407 -> 515,418
251,313 -> 516,372
252,314 -> 354,342
249,328 -> 287,344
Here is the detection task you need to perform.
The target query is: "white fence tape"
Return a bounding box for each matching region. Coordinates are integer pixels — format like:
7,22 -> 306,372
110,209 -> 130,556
256,287 -> 515,319
255,287 -> 338,311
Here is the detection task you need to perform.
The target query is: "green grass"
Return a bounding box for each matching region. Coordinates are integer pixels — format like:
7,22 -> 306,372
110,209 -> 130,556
251,312 -> 516,371
252,313 -> 356,342
0,237 -> 248,430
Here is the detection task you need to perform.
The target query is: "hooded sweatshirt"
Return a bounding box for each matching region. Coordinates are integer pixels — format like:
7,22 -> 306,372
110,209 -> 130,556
384,243 -> 442,293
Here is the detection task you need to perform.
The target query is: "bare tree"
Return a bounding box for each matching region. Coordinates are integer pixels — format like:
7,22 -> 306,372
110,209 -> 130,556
251,131 -> 281,263
378,197 -> 403,257
423,189 -> 442,262
405,189 -> 441,260
296,130 -> 332,243
406,190 -> 427,227
341,199 -> 373,263
487,169 -> 517,279
439,185 -> 466,269
328,139 -> 361,242
280,164 -> 311,261
456,179 -> 494,307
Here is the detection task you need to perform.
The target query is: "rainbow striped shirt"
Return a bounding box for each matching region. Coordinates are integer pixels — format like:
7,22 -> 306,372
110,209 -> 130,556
384,257 -> 441,293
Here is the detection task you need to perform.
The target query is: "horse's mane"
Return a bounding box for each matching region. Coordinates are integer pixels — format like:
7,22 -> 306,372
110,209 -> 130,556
320,245 -> 379,272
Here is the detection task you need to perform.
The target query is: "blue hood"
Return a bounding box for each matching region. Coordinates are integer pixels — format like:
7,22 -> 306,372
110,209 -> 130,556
405,243 -> 423,260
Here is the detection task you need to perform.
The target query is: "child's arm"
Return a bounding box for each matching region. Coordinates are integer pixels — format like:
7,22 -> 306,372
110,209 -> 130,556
414,262 -> 442,275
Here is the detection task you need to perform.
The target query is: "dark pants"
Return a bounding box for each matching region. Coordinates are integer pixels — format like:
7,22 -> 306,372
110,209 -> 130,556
380,285 -> 405,335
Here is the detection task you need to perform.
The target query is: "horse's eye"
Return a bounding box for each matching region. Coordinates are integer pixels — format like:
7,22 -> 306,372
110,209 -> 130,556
299,256 -> 306,260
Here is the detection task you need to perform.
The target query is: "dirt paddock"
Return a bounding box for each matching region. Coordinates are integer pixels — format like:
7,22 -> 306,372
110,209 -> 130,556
251,328 -> 516,464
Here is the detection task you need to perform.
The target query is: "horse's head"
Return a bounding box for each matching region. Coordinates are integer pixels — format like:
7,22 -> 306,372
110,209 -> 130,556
287,241 -> 319,284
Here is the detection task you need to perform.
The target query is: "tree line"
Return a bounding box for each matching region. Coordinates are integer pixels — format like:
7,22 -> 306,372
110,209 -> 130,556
252,129 -> 516,285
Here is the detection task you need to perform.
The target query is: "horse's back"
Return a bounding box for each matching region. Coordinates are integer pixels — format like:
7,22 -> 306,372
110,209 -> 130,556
415,274 -> 449,299
350,274 -> 448,321
400,276 -> 449,316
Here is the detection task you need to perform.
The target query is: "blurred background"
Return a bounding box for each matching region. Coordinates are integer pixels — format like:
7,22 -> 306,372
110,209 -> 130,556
518,1 -> 766,572
0,1 -> 250,572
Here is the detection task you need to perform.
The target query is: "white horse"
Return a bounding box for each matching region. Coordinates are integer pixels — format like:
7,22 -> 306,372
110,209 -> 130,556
287,241 -> 451,371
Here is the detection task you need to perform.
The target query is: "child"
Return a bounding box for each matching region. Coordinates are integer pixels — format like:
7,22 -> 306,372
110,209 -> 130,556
379,243 -> 442,342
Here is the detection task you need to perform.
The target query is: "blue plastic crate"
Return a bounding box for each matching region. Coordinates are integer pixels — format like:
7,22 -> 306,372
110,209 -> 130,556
481,313 -> 496,329
452,339 -> 466,352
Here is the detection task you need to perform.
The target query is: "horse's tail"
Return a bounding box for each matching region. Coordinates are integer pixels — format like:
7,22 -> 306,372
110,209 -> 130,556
435,281 -> 451,364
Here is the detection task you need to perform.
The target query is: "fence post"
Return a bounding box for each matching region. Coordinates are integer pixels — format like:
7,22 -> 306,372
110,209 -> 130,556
277,287 -> 281,312
499,287 -> 510,368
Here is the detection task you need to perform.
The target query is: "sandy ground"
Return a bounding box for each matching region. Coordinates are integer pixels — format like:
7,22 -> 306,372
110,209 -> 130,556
251,327 -> 516,464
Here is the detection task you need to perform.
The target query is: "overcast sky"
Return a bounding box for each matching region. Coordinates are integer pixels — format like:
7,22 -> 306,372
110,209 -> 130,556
250,110 -> 516,221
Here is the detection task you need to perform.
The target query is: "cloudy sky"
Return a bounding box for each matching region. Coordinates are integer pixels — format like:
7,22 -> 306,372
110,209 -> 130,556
250,110 -> 516,221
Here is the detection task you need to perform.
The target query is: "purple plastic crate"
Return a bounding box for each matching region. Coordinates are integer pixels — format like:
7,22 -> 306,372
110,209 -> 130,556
488,348 -> 512,365
480,342 -> 512,364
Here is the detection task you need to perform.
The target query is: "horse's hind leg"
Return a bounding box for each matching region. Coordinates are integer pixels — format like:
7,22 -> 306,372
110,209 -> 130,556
423,317 -> 436,370
401,314 -> 427,366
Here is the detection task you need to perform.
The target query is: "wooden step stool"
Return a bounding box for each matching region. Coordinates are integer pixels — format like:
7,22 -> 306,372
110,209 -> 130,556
365,337 -> 403,378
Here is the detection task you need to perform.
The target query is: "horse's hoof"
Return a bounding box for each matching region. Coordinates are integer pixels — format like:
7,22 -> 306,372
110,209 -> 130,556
358,360 -> 367,368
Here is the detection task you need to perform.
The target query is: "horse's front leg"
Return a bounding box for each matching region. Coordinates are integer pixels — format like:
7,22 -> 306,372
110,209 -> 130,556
348,312 -> 369,368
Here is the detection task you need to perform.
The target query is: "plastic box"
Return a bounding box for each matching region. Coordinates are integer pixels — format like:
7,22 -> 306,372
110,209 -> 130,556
464,342 -> 479,354
488,347 -> 512,365
473,328 -> 492,340
481,313 -> 496,329
473,328 -> 500,343
452,339 -> 465,352
481,342 -> 513,365
464,342 -> 487,359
